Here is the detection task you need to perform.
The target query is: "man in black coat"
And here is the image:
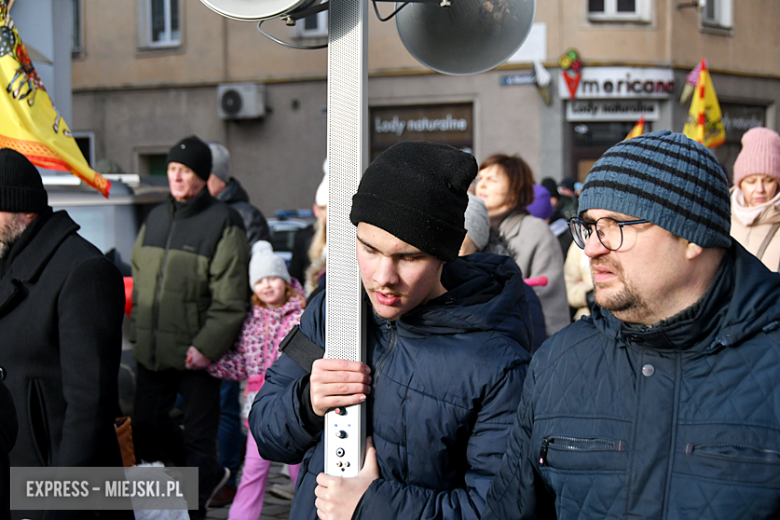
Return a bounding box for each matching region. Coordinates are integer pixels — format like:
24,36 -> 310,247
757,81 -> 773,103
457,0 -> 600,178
0,149 -> 129,520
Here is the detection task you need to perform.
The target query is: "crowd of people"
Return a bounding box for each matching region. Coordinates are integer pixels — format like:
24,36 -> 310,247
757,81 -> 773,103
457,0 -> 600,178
0,125 -> 779,520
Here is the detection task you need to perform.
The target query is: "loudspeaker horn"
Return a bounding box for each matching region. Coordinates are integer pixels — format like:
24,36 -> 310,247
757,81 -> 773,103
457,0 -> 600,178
200,0 -> 317,21
396,0 -> 536,76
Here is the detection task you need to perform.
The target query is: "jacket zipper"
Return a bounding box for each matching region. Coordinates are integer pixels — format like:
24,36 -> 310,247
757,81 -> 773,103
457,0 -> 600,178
683,443 -> 780,464
539,435 -> 627,466
151,219 -> 177,365
372,321 -> 397,392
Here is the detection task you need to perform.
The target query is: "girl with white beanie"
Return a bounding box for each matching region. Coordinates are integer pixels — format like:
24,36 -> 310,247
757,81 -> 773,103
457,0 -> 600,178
207,240 -> 306,518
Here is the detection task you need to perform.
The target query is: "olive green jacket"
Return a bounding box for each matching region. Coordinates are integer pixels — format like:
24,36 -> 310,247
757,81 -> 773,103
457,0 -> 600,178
130,189 -> 249,371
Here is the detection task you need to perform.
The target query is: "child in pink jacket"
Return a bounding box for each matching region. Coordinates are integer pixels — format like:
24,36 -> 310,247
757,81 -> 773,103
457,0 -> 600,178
208,241 -> 305,519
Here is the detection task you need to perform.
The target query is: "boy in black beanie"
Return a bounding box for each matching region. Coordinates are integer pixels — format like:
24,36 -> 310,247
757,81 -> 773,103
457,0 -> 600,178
251,141 -> 533,520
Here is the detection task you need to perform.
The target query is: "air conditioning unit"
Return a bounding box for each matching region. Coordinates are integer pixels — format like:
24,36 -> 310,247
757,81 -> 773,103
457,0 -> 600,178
217,83 -> 266,120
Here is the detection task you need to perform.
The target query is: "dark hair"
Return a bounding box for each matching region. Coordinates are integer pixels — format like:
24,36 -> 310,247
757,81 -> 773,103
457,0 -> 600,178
479,154 -> 535,210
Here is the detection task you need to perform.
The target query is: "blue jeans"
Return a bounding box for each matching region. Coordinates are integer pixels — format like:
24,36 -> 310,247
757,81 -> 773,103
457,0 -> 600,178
218,380 -> 244,486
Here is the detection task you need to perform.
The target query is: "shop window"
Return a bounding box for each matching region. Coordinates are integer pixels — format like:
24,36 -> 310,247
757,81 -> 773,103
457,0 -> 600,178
137,0 -> 181,50
588,0 -> 651,22
701,0 -> 733,30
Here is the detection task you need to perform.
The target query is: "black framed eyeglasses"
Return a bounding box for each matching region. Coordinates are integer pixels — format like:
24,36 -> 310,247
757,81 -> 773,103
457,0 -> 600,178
569,216 -> 650,251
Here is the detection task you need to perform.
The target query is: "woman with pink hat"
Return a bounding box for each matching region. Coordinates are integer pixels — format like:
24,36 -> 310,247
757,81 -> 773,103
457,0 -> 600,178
731,127 -> 780,271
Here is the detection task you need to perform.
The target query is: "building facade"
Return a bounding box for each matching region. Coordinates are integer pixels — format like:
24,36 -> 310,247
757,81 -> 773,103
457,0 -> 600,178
70,0 -> 780,213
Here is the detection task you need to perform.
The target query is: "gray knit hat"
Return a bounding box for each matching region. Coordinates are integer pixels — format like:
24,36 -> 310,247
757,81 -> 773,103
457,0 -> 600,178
464,193 -> 490,251
249,240 -> 291,288
579,130 -> 731,248
209,143 -> 232,183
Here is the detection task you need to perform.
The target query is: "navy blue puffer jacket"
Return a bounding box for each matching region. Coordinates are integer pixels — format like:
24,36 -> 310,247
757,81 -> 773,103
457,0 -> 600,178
484,244 -> 780,520
251,253 -> 532,520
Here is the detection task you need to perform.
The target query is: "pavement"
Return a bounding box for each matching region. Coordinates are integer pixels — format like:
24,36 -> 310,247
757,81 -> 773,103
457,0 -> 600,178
205,461 -> 292,520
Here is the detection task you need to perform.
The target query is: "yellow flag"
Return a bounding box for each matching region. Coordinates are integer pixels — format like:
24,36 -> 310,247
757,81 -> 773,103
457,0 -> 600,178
682,59 -> 726,149
624,115 -> 645,140
0,1 -> 110,196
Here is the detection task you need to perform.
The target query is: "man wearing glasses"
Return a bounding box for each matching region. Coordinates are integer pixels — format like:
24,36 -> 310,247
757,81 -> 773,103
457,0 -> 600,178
483,130 -> 780,520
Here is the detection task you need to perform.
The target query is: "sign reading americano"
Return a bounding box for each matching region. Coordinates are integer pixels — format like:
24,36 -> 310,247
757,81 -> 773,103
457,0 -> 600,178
559,67 -> 675,100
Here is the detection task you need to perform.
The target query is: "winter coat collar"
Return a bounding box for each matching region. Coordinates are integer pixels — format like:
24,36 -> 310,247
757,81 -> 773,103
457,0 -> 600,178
496,209 -> 529,238
731,186 -> 780,227
167,187 -> 213,220
215,178 -> 250,205
391,253 -> 532,351
0,210 -> 79,314
590,243 -> 780,353
2,210 -> 77,283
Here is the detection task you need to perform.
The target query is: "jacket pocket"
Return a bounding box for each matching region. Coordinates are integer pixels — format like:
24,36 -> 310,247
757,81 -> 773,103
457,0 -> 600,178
539,435 -> 627,467
27,379 -> 52,466
683,443 -> 780,464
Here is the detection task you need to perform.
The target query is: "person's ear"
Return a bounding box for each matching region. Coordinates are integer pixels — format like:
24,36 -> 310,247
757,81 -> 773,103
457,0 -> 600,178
685,241 -> 704,260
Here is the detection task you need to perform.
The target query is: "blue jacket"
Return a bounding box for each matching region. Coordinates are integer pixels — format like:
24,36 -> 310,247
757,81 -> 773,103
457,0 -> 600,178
251,253 -> 532,520
484,244 -> 780,520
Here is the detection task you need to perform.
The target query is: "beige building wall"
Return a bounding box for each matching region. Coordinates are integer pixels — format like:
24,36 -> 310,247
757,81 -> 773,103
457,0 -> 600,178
71,0 -> 780,211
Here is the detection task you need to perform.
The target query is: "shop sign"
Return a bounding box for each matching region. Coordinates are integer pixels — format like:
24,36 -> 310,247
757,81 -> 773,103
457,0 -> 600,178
559,67 -> 675,100
500,73 -> 536,86
566,100 -> 660,122
720,103 -> 766,143
371,104 -> 472,141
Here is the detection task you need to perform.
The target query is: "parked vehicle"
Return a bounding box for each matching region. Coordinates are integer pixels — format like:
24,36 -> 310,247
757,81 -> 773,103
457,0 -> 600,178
268,209 -> 316,264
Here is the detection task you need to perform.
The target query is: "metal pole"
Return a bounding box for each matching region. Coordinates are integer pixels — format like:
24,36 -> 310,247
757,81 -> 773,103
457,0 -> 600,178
323,0 -> 368,478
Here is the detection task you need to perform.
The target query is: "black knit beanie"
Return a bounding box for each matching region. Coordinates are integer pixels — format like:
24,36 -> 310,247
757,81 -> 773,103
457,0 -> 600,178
166,135 -> 212,181
0,148 -> 48,213
350,141 -> 477,262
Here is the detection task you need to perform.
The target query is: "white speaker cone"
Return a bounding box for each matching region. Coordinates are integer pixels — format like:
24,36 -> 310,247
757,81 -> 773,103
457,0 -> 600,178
201,0 -> 315,21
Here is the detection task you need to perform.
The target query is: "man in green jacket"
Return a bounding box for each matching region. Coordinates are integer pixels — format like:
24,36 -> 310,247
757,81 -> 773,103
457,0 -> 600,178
130,135 -> 249,519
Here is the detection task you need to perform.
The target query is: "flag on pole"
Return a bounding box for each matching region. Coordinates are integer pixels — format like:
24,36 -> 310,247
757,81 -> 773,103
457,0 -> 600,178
624,115 -> 645,140
682,59 -> 726,149
0,0 -> 110,196
679,59 -> 707,105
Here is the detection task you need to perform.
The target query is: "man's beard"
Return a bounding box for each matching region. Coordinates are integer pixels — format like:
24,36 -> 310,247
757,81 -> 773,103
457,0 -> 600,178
591,259 -> 647,318
0,214 -> 29,260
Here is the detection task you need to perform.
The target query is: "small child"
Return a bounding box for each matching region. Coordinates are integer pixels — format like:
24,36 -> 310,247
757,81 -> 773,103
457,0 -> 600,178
208,241 -> 305,519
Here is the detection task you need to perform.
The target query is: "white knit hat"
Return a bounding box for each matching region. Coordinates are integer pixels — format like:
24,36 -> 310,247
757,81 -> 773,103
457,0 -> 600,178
463,193 -> 490,251
315,173 -> 328,207
249,241 -> 290,287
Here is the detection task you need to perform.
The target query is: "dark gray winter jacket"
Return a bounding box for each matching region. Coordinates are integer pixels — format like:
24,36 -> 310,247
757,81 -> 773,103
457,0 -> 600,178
214,178 -> 270,246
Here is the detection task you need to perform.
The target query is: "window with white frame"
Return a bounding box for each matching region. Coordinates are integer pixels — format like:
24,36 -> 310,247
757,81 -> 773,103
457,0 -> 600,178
137,0 -> 180,50
588,0 -> 651,22
701,0 -> 733,30
292,4 -> 327,38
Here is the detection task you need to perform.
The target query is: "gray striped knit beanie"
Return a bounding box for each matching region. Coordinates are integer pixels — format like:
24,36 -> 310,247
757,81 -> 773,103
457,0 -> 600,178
579,130 -> 731,248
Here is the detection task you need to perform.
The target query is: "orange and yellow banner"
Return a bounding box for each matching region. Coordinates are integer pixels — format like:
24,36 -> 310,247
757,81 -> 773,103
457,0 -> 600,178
624,115 -> 645,140
682,59 -> 726,149
0,0 -> 110,196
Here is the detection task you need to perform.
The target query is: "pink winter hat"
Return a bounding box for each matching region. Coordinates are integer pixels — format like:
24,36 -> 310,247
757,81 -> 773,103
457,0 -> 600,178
733,127 -> 780,187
